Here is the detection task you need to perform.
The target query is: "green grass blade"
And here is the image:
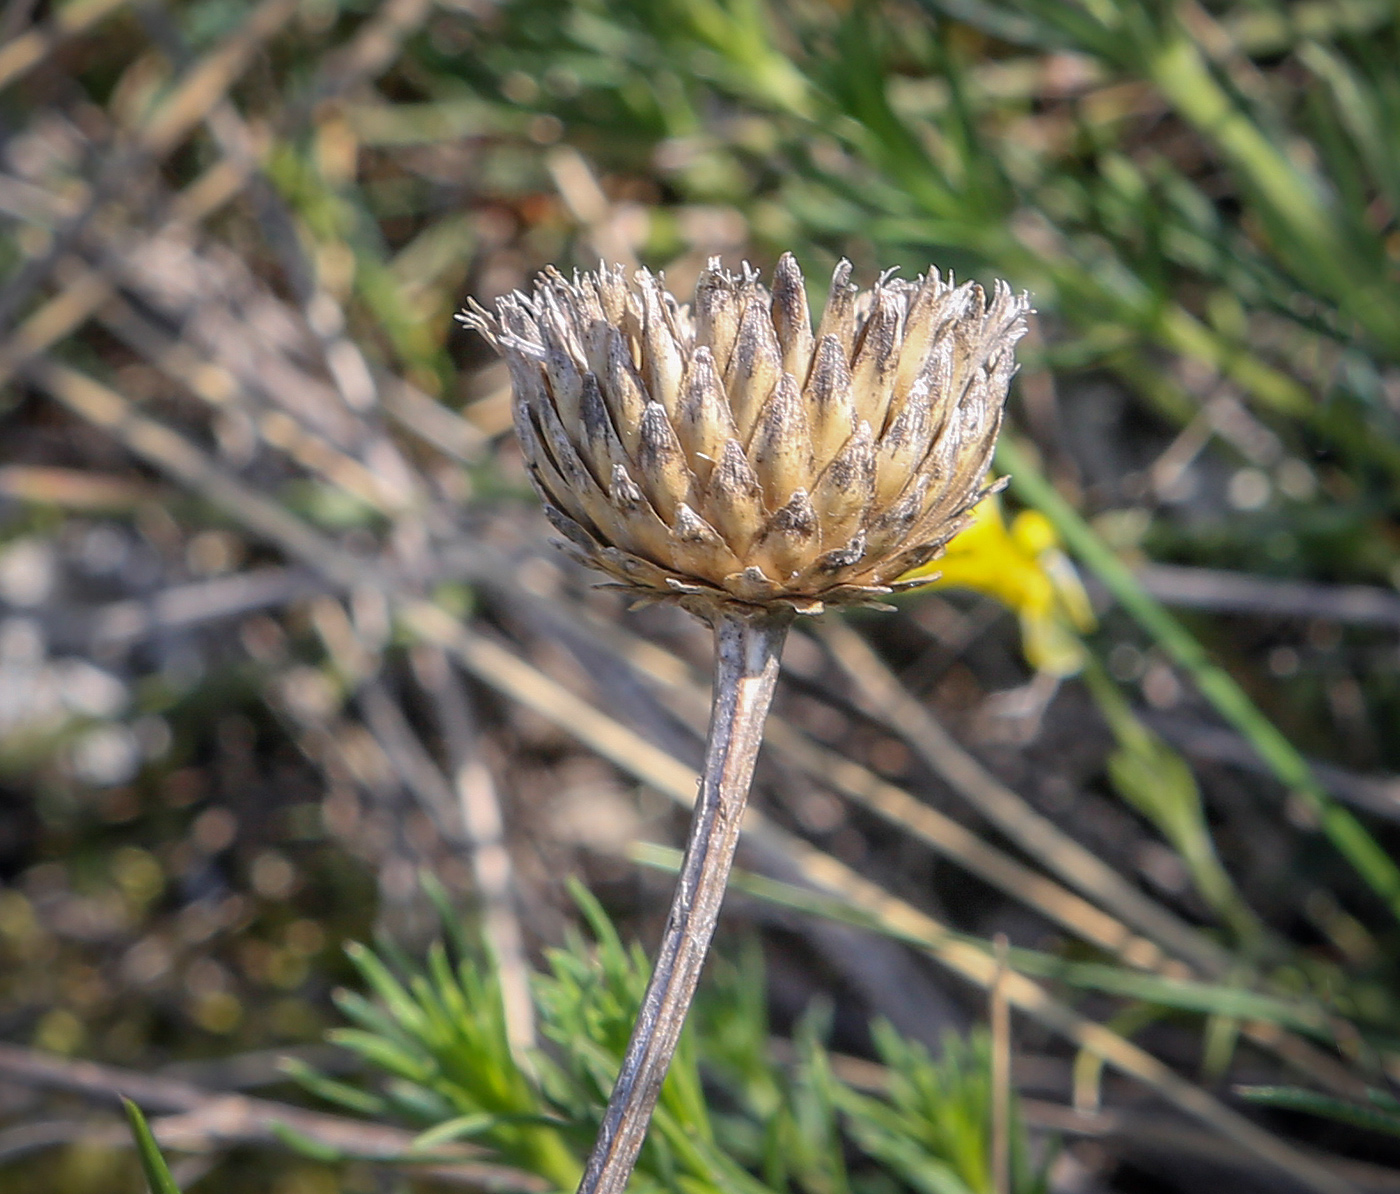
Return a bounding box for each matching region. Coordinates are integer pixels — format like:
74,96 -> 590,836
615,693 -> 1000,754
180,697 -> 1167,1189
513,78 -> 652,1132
631,845 -> 1336,1032
1236,1086 -> 1400,1138
269,1121 -> 347,1163
995,436 -> 1400,923
122,1098 -> 181,1194
279,1056 -> 388,1116
414,1111 -> 570,1149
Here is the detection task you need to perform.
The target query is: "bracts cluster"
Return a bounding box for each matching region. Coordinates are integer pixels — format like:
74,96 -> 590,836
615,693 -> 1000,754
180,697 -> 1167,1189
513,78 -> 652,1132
462,254 -> 1029,616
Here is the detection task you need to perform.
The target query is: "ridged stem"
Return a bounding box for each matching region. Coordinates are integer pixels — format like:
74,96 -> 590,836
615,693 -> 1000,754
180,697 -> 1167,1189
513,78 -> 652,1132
576,605 -> 792,1194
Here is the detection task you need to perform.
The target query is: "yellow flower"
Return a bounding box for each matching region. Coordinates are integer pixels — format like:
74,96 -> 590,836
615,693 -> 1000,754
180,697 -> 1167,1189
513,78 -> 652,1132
900,495 -> 1095,676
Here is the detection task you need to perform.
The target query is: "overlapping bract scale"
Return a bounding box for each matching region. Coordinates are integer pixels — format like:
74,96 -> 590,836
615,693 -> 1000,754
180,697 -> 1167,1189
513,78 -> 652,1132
462,255 -> 1029,614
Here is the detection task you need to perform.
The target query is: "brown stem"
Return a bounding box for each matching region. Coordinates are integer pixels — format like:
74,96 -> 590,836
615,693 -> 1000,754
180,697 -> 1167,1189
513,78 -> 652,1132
576,606 -> 791,1194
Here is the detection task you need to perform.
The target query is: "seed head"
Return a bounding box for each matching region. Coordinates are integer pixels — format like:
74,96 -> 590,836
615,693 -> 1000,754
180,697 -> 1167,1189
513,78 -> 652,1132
461,255 -> 1029,616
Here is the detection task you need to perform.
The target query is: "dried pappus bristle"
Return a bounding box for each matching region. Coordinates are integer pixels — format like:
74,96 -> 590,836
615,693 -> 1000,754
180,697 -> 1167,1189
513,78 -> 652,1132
466,255 -> 1028,615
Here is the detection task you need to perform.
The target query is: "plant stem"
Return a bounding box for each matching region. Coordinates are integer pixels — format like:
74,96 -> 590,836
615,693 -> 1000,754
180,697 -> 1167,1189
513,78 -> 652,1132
576,605 -> 791,1194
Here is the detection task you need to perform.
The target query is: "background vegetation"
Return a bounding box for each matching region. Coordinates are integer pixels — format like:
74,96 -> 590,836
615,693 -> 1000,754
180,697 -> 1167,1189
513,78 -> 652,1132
1,0 -> 1400,1190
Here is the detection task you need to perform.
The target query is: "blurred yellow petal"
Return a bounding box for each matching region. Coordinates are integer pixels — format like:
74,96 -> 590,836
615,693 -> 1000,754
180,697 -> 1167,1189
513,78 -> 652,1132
1010,509 -> 1057,556
1020,608 -> 1088,677
900,495 -> 1093,676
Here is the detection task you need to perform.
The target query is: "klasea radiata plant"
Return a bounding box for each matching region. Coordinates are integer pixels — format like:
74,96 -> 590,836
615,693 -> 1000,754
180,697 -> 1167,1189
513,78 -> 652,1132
462,253 -> 1028,1194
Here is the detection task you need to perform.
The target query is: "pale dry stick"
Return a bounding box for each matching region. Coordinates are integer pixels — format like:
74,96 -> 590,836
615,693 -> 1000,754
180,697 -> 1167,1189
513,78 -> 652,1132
789,1040 -> 1400,1193
0,156 -> 254,389
92,232 -> 480,498
775,844 -> 1357,1194
311,0 -> 432,103
358,678 -> 471,844
0,1042 -> 544,1190
95,295 -> 414,513
31,362 -> 1360,1193
411,644 -> 537,1056
326,617 -> 537,1049
815,621 -> 1368,1074
498,591 -> 1366,1099
0,464 -> 150,509
990,933 -> 1012,1194
0,0 -> 294,327
31,359 -> 377,593
88,233 -> 425,513
296,599 -> 450,940
816,617 -> 1233,976
380,376 -> 489,464
406,593 -> 1355,1164
0,0 -> 128,89
1015,1100 -> 1400,1193
0,0 -> 425,388
1135,562 -> 1400,629
211,0 -> 438,445
136,0 -> 299,160
88,568 -> 327,648
550,607 -> 1182,972
546,146 -> 641,272
105,120 -> 411,496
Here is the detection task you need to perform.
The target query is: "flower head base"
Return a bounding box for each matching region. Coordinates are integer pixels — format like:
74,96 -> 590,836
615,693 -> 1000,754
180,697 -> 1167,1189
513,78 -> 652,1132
462,255 -> 1029,616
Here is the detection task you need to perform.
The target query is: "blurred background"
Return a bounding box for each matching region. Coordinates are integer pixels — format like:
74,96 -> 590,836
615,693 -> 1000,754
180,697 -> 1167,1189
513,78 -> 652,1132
2,0 -> 1400,1191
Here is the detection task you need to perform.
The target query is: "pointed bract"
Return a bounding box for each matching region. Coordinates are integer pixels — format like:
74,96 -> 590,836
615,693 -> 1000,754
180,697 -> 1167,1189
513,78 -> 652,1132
814,259 -> 857,360
703,438 -> 767,557
673,347 -> 735,489
804,334 -> 858,472
772,252 -> 815,384
747,372 -> 815,512
725,293 -> 784,443
849,281 -> 903,434
694,258 -> 742,373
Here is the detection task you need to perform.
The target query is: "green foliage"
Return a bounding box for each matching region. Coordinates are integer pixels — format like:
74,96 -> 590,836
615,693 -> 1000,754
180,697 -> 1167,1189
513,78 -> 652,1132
321,936 -> 579,1186
1237,1084 -> 1400,1140
122,1099 -> 181,1194
1081,659 -> 1263,946
999,438 -> 1400,924
836,1025 -> 1051,1194
296,888 -> 1048,1194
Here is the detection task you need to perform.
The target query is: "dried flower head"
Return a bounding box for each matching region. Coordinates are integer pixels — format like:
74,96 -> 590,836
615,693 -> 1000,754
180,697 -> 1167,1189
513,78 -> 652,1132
462,254 -> 1029,615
